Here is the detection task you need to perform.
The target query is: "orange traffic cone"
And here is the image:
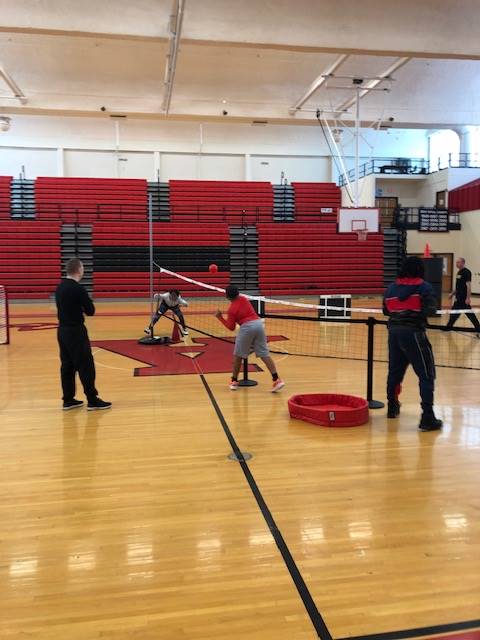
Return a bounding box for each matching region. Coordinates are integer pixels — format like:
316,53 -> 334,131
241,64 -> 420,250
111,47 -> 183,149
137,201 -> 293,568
171,321 -> 181,343
423,243 -> 431,258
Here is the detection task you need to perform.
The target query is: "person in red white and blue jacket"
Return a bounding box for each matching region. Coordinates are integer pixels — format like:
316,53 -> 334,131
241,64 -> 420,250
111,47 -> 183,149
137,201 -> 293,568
383,256 -> 442,431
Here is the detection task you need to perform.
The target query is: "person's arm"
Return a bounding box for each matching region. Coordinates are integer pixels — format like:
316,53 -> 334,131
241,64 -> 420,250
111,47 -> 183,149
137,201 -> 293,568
80,287 -> 95,316
421,283 -> 438,317
466,281 -> 472,305
178,296 -> 188,307
215,305 -> 236,330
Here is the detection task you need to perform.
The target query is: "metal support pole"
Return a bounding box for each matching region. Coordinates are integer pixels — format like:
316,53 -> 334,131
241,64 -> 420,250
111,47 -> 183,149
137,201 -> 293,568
354,85 -> 360,208
238,357 -> 258,387
148,193 -> 154,318
367,316 -> 384,409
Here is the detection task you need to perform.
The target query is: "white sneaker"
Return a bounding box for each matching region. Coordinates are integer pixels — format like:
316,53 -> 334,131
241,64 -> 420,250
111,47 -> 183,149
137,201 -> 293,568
180,327 -> 189,336
229,380 -> 239,390
271,379 -> 285,393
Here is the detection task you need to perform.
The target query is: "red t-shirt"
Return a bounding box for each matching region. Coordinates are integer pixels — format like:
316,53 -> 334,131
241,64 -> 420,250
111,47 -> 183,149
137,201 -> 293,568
218,295 -> 259,330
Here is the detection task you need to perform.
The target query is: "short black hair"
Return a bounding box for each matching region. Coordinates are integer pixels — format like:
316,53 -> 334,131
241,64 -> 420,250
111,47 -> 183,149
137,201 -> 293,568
169,289 -> 180,296
66,257 -> 82,275
398,256 -> 424,278
225,285 -> 239,300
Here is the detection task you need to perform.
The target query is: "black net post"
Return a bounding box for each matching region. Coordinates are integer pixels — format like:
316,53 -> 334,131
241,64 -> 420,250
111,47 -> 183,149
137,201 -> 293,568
238,357 -> 258,387
367,316 -> 384,409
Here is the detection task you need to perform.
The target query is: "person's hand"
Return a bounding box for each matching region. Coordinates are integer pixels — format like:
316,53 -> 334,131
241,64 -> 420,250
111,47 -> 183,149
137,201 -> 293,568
215,309 -> 223,319
448,292 -> 455,300
466,296 -> 471,306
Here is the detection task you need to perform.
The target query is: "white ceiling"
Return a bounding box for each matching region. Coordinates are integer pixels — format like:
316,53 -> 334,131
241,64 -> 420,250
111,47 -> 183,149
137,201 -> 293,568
1,0 -> 480,128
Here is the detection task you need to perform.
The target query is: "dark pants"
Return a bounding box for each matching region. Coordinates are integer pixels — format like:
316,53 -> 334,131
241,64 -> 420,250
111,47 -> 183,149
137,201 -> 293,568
446,299 -> 480,331
151,301 -> 186,329
387,325 -> 436,413
58,325 -> 98,403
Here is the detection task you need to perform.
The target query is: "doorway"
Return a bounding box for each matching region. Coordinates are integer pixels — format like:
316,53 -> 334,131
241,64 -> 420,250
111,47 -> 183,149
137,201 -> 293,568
375,196 -> 398,229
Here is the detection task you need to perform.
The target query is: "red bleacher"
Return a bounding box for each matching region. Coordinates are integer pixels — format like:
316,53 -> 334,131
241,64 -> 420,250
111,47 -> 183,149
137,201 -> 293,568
35,177 -> 148,222
0,221 -> 61,298
448,177 -> 480,213
169,180 -> 274,222
92,222 -> 230,297
0,176 -> 12,218
258,223 -> 384,295
291,182 -> 341,221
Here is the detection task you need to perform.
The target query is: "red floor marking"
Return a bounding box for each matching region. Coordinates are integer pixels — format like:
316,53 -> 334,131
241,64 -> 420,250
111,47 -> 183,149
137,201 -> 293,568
428,633 -> 480,640
91,335 -> 286,376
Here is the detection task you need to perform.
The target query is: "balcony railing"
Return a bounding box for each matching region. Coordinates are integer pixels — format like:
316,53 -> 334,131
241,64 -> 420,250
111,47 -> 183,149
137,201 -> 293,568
338,157 -> 429,187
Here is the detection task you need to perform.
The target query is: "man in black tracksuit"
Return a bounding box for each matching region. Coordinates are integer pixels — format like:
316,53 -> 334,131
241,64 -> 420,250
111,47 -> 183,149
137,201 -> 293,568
55,258 -> 111,411
383,256 -> 442,431
446,257 -> 480,336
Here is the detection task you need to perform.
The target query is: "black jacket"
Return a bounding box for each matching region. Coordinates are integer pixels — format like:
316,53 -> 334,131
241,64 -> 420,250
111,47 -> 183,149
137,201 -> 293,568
383,277 -> 437,329
55,278 -> 95,327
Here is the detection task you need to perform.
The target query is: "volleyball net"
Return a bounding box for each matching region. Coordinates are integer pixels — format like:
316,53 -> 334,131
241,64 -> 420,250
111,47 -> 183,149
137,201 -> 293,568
155,266 -> 480,372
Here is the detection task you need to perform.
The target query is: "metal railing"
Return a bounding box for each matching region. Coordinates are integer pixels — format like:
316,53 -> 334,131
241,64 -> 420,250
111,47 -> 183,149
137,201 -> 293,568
338,157 -> 429,187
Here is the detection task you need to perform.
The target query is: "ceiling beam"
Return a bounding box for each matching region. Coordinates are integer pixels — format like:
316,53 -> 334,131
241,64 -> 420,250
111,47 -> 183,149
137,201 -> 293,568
333,57 -> 410,114
0,65 -> 27,105
161,0 -> 186,115
289,54 -> 349,115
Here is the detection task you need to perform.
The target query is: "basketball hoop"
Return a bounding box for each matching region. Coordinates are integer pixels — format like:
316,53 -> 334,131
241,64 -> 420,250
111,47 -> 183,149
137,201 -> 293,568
357,229 -> 368,242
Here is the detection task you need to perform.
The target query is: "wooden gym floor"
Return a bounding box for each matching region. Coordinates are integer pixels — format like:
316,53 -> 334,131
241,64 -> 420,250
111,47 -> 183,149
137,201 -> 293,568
1,300 -> 480,640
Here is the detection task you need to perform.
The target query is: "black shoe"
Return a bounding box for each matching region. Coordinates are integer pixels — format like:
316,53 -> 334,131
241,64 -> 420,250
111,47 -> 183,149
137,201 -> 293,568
63,399 -> 84,411
87,398 -> 112,411
387,400 -> 401,418
418,414 -> 443,431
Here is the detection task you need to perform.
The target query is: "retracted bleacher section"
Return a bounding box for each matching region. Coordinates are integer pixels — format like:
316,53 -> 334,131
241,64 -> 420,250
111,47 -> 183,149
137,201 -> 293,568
292,182 -> 341,221
0,178 -> 386,299
0,221 -> 61,298
92,222 -> 230,297
169,180 -> 274,223
258,222 -> 384,295
35,177 -> 148,221
0,176 -> 12,218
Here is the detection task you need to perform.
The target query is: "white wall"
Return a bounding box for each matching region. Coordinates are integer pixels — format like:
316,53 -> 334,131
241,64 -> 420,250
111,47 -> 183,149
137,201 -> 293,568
415,170 -> 448,207
376,179 -> 421,207
447,168 -> 480,191
0,114 -> 430,184
250,155 -> 331,183
0,147 -> 57,178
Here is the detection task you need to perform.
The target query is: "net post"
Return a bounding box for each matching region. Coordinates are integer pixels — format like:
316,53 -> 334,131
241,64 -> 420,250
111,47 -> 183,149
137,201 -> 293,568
148,193 -> 154,318
366,316 -> 384,409
5,287 -> 9,345
238,357 -> 258,387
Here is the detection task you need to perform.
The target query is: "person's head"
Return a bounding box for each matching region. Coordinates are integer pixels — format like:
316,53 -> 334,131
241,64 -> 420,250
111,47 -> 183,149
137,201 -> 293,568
169,289 -> 180,299
225,284 -> 239,301
456,257 -> 466,270
398,256 -> 424,279
66,257 -> 84,281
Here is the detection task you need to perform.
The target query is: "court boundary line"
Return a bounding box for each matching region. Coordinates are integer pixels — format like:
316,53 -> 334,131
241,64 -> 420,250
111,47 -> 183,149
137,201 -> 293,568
199,372 -> 332,640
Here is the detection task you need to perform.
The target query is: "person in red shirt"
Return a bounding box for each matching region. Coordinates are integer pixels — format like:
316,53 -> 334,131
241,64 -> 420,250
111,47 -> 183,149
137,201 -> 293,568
215,285 -> 285,392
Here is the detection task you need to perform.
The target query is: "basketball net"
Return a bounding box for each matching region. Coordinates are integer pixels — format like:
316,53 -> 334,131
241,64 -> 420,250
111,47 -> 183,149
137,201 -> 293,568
357,229 -> 368,242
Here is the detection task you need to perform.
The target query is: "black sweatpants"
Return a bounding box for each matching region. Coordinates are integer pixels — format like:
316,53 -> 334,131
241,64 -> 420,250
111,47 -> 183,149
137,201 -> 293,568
446,299 -> 480,331
387,325 -> 436,412
58,325 -> 98,403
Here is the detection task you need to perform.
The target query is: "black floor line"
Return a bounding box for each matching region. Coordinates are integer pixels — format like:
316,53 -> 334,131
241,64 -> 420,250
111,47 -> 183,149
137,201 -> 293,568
199,373 -> 332,640
338,618 -> 480,640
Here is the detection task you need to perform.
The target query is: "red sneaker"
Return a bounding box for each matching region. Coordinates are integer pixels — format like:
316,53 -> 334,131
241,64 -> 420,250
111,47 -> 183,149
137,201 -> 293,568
271,379 -> 285,393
